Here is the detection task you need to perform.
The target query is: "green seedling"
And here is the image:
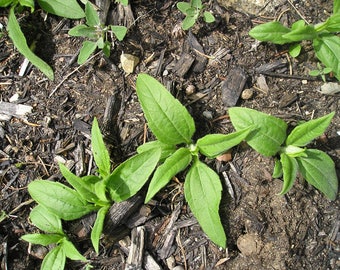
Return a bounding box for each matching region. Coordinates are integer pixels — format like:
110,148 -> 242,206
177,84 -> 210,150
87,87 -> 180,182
135,74 -> 254,248
309,63 -> 333,82
229,107 -> 338,200
115,0 -> 128,5
21,205 -> 87,270
68,1 -> 127,64
177,0 -> 215,30
2,0 -> 86,80
249,0 -> 340,80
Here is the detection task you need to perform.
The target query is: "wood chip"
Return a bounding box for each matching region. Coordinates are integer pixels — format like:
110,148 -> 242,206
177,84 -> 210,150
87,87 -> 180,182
121,53 -> 139,74
174,53 -> 195,77
0,101 -> 32,121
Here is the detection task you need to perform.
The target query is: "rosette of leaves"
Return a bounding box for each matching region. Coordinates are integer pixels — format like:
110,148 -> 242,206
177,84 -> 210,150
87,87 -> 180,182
249,0 -> 340,80
68,1 -> 127,64
135,74 -> 254,248
229,107 -> 338,200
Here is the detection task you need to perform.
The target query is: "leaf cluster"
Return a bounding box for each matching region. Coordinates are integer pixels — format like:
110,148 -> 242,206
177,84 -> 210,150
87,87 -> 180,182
177,0 -> 215,30
249,0 -> 340,80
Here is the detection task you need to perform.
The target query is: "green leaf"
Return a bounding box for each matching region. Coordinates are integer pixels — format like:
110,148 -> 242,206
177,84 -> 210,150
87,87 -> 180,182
91,205 -> 109,253
249,21 -> 291,45
323,13 -> 340,32
203,11 -> 215,23
37,0 -> 85,19
289,43 -> 302,57
229,107 -> 287,156
59,163 -> 101,204
282,25 -> 317,42
281,145 -> 307,158
272,159 -> 283,178
136,74 -> 195,145
177,2 -> 191,13
106,148 -> 161,202
61,238 -> 87,261
7,8 -> 54,80
137,140 -> 176,161
28,180 -> 98,220
145,148 -> 192,203
197,127 -> 253,158
78,40 -> 97,65
111,25 -> 127,41
285,112 -> 335,146
91,118 -> 111,178
41,245 -> 66,270
29,205 -> 63,234
309,70 -> 321,76
68,25 -> 98,39
85,1 -> 100,27
21,234 -> 64,246
313,35 -> 340,79
297,149 -> 338,200
278,153 -> 298,195
0,0 -> 14,8
102,41 -> 111,57
334,0 -> 340,14
184,160 -> 226,248
291,20 -> 305,30
19,0 -> 34,11
182,16 -> 196,30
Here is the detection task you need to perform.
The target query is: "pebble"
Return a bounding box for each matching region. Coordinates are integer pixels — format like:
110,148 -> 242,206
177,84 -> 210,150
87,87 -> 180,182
120,53 -> 139,74
185,84 -> 196,95
203,110 -> 213,119
237,233 -> 263,256
241,88 -> 254,100
172,266 -> 184,270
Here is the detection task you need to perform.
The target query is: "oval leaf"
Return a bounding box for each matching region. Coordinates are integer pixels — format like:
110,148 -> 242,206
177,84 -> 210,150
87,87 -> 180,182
197,127 -> 253,158
137,140 -> 176,161
61,239 -> 87,261
106,148 -> 161,202
21,234 -> 64,246
85,1 -> 100,26
41,245 -> 66,270
286,112 -> 335,146
296,149 -> 338,200
136,74 -> 195,145
145,148 -> 192,203
68,25 -> 97,39
91,205 -> 109,253
78,40 -> 97,64
29,205 -> 63,234
249,21 -> 291,45
184,160 -> 226,248
229,107 -> 287,156
111,25 -> 127,41
37,0 -> 85,19
278,153 -> 298,195
28,180 -> 97,220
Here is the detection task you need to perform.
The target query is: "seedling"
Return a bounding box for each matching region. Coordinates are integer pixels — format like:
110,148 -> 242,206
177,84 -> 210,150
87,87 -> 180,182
177,0 -> 215,30
229,107 -> 338,200
135,74 -> 254,248
309,63 -> 333,82
68,1 -> 127,64
249,0 -> 340,80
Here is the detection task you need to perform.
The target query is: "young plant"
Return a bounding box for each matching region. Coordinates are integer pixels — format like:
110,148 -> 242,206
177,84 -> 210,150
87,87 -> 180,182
135,74 -> 253,248
2,0 -> 86,80
229,107 -> 338,200
249,0 -> 340,80
68,1 -> 127,64
309,63 -> 333,82
21,205 -> 87,270
177,0 -> 215,30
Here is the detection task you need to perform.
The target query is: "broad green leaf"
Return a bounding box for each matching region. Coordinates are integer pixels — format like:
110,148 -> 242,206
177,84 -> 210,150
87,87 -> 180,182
285,112 -> 335,146
313,35 -> 340,79
91,205 -> 109,253
136,74 -> 195,145
197,127 -> 253,158
272,159 -> 283,178
106,148 -> 161,202
85,1 -> 100,27
281,145 -> 307,158
203,11 -> 215,23
229,107 -> 287,156
21,234 -> 64,246
182,16 -> 196,30
41,245 -> 66,270
37,0 -> 85,19
111,26 -> 127,41
137,140 -> 176,161
289,43 -> 301,57
7,8 -> 54,80
97,37 -> 104,49
334,0 -> 340,14
309,70 -> 321,76
249,21 -> 291,45
91,118 -> 111,178
278,153 -> 298,195
192,0 -> 202,9
282,25 -> 317,42
29,205 -> 63,234
145,148 -> 192,203
0,0 -> 13,8
61,238 -> 87,261
28,180 -> 98,220
78,40 -> 97,64
177,2 -> 191,13
19,0 -> 34,11
296,149 -> 338,200
95,180 -> 110,202
323,13 -> 340,32
59,163 -> 101,204
68,25 -> 98,39
184,160 -> 226,248
291,20 -> 305,30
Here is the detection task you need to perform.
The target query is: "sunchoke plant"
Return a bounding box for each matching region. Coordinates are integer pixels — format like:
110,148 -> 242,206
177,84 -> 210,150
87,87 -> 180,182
23,74 -> 338,269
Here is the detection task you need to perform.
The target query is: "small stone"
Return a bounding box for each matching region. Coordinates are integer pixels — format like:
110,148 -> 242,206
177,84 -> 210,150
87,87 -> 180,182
241,88 -> 254,100
185,84 -> 196,95
203,110 -> 213,119
301,79 -> 308,85
172,266 -> 184,270
237,233 -> 263,256
120,53 -> 139,74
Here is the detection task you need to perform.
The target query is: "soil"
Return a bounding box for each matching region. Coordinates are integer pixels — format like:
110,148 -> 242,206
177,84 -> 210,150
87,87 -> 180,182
0,1 -> 339,270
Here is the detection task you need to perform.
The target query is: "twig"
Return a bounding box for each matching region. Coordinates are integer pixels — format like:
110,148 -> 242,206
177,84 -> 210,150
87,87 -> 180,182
287,0 -> 309,24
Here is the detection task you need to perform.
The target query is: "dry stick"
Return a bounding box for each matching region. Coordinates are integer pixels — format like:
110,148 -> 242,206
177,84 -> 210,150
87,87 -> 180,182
49,51 -> 101,97
176,229 -> 188,270
287,0 -> 309,24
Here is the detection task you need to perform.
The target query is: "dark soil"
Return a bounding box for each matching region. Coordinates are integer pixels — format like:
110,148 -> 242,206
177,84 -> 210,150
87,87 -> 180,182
0,1 -> 339,269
